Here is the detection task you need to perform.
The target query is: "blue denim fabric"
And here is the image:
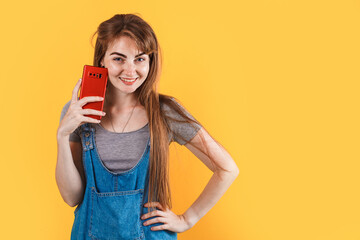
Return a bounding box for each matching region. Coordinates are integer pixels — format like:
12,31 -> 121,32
71,123 -> 177,240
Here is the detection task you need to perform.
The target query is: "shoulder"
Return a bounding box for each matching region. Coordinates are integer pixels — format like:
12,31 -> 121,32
159,94 -> 199,122
159,95 -> 189,117
159,95 -> 177,110
159,94 -> 202,145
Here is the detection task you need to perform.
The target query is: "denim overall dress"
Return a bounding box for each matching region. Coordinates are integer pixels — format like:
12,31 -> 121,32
70,123 -> 178,240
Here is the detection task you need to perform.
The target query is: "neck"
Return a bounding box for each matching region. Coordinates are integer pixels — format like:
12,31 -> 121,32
104,84 -> 139,113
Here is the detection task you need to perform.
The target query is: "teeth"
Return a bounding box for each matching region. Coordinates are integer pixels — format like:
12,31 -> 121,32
120,77 -> 137,82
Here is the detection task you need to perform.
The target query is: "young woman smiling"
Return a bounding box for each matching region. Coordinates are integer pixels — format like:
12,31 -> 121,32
56,13 -> 239,240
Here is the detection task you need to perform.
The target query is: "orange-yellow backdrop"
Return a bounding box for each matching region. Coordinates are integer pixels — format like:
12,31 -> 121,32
1,0 -> 359,239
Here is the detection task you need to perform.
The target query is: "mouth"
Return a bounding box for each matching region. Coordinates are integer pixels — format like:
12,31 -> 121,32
119,77 -> 138,85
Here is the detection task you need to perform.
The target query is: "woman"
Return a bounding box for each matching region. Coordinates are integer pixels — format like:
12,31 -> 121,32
56,13 -> 239,240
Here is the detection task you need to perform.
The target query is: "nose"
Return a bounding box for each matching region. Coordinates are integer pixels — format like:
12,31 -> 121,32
123,61 -> 137,76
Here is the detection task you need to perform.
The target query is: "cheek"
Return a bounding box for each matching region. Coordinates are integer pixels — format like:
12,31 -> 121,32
140,65 -> 150,76
106,63 -> 118,73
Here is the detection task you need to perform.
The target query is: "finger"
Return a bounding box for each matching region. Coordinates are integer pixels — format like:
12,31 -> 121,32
143,217 -> 166,226
82,116 -> 101,124
145,202 -> 166,211
151,224 -> 169,231
71,78 -> 82,102
141,209 -> 166,220
79,109 -> 106,116
78,96 -> 104,107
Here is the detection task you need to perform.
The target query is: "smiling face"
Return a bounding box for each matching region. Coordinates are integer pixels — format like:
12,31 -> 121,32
101,35 -> 150,95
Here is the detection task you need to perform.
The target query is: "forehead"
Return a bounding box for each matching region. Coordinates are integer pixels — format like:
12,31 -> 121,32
106,36 -> 143,55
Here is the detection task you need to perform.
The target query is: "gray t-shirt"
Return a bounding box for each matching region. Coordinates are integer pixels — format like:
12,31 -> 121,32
59,97 -> 201,173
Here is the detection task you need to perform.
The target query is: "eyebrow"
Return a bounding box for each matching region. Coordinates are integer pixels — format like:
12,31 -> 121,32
109,52 -> 146,58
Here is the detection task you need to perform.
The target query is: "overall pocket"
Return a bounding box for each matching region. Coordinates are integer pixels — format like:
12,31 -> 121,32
89,187 -> 145,240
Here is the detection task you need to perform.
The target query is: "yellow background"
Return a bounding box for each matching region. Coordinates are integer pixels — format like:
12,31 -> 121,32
0,0 -> 359,239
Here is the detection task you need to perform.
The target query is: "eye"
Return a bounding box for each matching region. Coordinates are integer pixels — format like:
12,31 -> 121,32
137,57 -> 146,62
113,57 -> 123,62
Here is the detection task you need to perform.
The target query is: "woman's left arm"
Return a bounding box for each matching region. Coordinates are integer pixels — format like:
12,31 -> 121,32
141,126 -> 239,232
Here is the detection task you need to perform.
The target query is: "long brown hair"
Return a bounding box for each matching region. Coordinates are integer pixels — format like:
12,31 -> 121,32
91,13 -> 229,212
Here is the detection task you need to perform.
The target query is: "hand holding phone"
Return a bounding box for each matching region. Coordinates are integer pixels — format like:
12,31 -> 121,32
57,75 -> 107,139
79,65 -> 108,120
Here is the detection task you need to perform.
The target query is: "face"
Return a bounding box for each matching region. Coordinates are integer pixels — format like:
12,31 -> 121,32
101,36 -> 150,95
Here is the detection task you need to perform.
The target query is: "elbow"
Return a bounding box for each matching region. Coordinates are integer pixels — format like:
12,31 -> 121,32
215,165 -> 239,181
66,191 -> 85,207
66,200 -> 78,208
65,196 -> 82,207
62,195 -> 78,207
65,191 -> 84,207
228,166 -> 239,180
226,160 -> 240,179
234,164 -> 240,176
55,180 -> 79,208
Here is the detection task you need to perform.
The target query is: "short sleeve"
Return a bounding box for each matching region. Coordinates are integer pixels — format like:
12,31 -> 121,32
59,100 -> 81,142
163,98 -> 202,145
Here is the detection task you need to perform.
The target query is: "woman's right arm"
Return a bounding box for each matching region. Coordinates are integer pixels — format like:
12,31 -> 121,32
55,78 -> 105,207
56,135 -> 85,207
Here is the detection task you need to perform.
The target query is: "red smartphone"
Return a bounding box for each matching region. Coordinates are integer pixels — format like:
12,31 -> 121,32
79,65 -> 108,120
